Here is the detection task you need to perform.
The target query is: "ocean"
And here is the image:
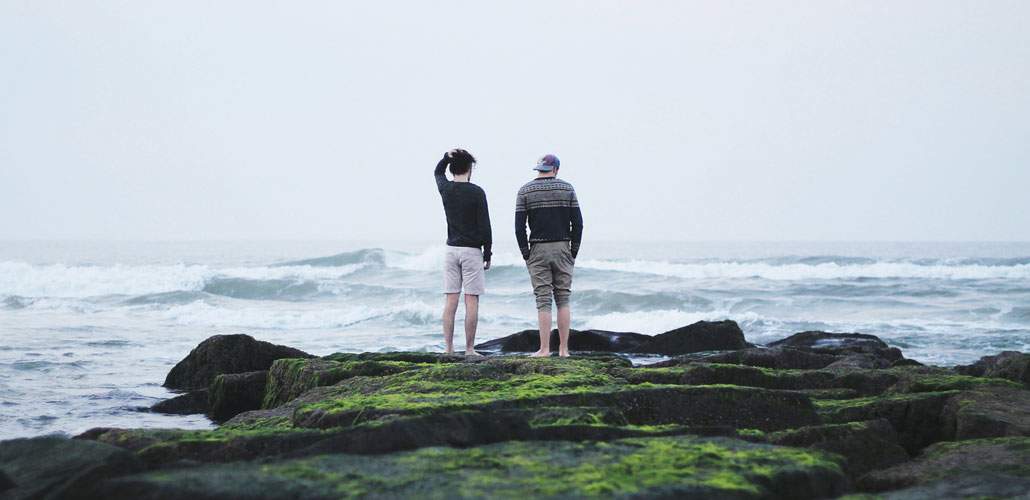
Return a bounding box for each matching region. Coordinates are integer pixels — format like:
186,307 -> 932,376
2,240 -> 1029,439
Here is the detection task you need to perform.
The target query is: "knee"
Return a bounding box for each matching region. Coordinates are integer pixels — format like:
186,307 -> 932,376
535,294 -> 552,311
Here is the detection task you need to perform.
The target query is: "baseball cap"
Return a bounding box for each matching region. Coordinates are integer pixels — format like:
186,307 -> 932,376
533,154 -> 561,172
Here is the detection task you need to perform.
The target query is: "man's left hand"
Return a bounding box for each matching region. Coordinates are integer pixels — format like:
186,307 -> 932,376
484,261 -> 491,270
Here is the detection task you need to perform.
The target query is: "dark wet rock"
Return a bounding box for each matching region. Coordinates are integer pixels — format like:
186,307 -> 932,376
768,331 -> 901,360
323,351 -> 465,364
0,470 -> 13,492
164,334 -> 312,391
942,386 -> 1030,440
151,389 -> 209,415
76,428 -> 197,454
766,419 -> 909,478
631,320 -> 748,355
858,436 -> 1030,492
824,353 -> 895,370
0,436 -> 141,500
653,347 -> 839,370
475,328 -> 652,353
92,436 -> 847,500
873,471 -> 1030,499
955,350 -> 1030,386
818,391 -> 956,453
208,370 -> 268,422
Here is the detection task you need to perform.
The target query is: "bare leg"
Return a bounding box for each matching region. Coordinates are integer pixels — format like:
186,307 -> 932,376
531,309 -> 553,357
442,293 -> 459,354
557,305 -> 571,357
464,294 -> 481,355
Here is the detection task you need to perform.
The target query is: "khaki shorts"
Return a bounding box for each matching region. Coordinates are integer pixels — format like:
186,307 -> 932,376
444,246 -> 486,295
527,241 -> 574,311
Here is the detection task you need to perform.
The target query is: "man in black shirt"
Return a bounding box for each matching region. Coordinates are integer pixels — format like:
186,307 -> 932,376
435,149 -> 492,355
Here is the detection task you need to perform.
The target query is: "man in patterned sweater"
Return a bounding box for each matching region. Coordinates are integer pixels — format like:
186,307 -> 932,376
515,154 -> 584,357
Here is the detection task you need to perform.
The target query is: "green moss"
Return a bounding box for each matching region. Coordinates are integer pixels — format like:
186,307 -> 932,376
923,437 -> 1030,457
263,358 -> 429,409
887,371 -> 1021,393
813,391 -> 958,412
294,357 -> 624,423
129,436 -> 844,498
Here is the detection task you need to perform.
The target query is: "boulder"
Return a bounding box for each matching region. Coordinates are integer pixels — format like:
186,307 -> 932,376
208,370 -> 269,422
818,391 -> 955,453
768,331 -> 904,364
151,389 -> 208,415
474,329 -> 652,353
0,436 -> 141,500
941,386 -> 1030,440
163,334 -> 312,390
955,351 -> 1030,386
631,320 -> 748,355
766,419 -> 909,478
652,347 -> 838,370
858,436 -> 1030,492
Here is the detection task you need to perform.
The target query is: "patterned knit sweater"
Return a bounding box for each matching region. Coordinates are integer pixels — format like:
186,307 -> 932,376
515,177 -> 584,259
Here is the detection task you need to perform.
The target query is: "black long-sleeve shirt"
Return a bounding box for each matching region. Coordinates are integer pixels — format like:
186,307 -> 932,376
515,177 -> 583,259
435,156 -> 492,261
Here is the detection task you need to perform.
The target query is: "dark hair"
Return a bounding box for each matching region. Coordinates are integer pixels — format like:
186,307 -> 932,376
449,149 -> 476,176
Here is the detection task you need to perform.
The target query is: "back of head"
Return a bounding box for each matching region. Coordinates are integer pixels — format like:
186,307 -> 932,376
449,149 -> 476,176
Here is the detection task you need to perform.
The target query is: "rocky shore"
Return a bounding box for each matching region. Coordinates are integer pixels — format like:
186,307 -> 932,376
2,321 -> 1029,499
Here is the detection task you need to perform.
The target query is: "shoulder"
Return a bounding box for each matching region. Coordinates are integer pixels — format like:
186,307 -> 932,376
554,178 -> 576,191
469,183 -> 486,195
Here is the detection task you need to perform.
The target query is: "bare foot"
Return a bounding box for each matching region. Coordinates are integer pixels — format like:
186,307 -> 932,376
559,351 -> 570,358
465,350 -> 484,358
530,350 -> 551,357
445,347 -> 455,355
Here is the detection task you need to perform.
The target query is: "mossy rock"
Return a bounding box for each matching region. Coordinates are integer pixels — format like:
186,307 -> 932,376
766,419 -> 909,478
815,391 -> 957,453
92,436 -> 847,499
858,436 -> 1030,492
0,436 -> 142,500
262,358 -> 426,409
941,386 -> 1030,440
208,370 -> 267,422
287,358 -> 820,432
164,334 -> 312,391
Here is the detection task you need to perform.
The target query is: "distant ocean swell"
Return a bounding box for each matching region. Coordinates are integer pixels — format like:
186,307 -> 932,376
3,248 -> 1030,302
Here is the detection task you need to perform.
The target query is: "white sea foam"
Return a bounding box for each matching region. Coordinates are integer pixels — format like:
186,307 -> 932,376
155,300 -> 439,330
0,261 -> 364,298
575,259 -> 1030,280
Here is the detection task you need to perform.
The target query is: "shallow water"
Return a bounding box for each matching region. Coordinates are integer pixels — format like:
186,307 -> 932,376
2,240 -> 1029,438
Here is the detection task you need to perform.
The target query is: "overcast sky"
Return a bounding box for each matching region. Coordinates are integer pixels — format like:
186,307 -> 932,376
1,1 -> 1027,242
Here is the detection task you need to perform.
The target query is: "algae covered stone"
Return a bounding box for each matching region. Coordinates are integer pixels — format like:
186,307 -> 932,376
93,436 -> 847,499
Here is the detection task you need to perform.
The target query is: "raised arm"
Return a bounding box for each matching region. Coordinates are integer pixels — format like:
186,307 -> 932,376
570,189 -> 583,258
515,189 -> 530,260
434,153 -> 449,193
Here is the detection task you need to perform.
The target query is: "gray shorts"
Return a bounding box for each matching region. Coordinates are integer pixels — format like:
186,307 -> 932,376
443,246 -> 486,295
527,241 -> 574,311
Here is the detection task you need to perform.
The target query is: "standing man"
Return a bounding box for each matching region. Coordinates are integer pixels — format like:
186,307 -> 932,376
435,149 -> 492,356
515,154 -> 583,357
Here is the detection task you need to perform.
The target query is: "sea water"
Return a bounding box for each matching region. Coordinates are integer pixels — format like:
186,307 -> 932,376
2,240 -> 1029,438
